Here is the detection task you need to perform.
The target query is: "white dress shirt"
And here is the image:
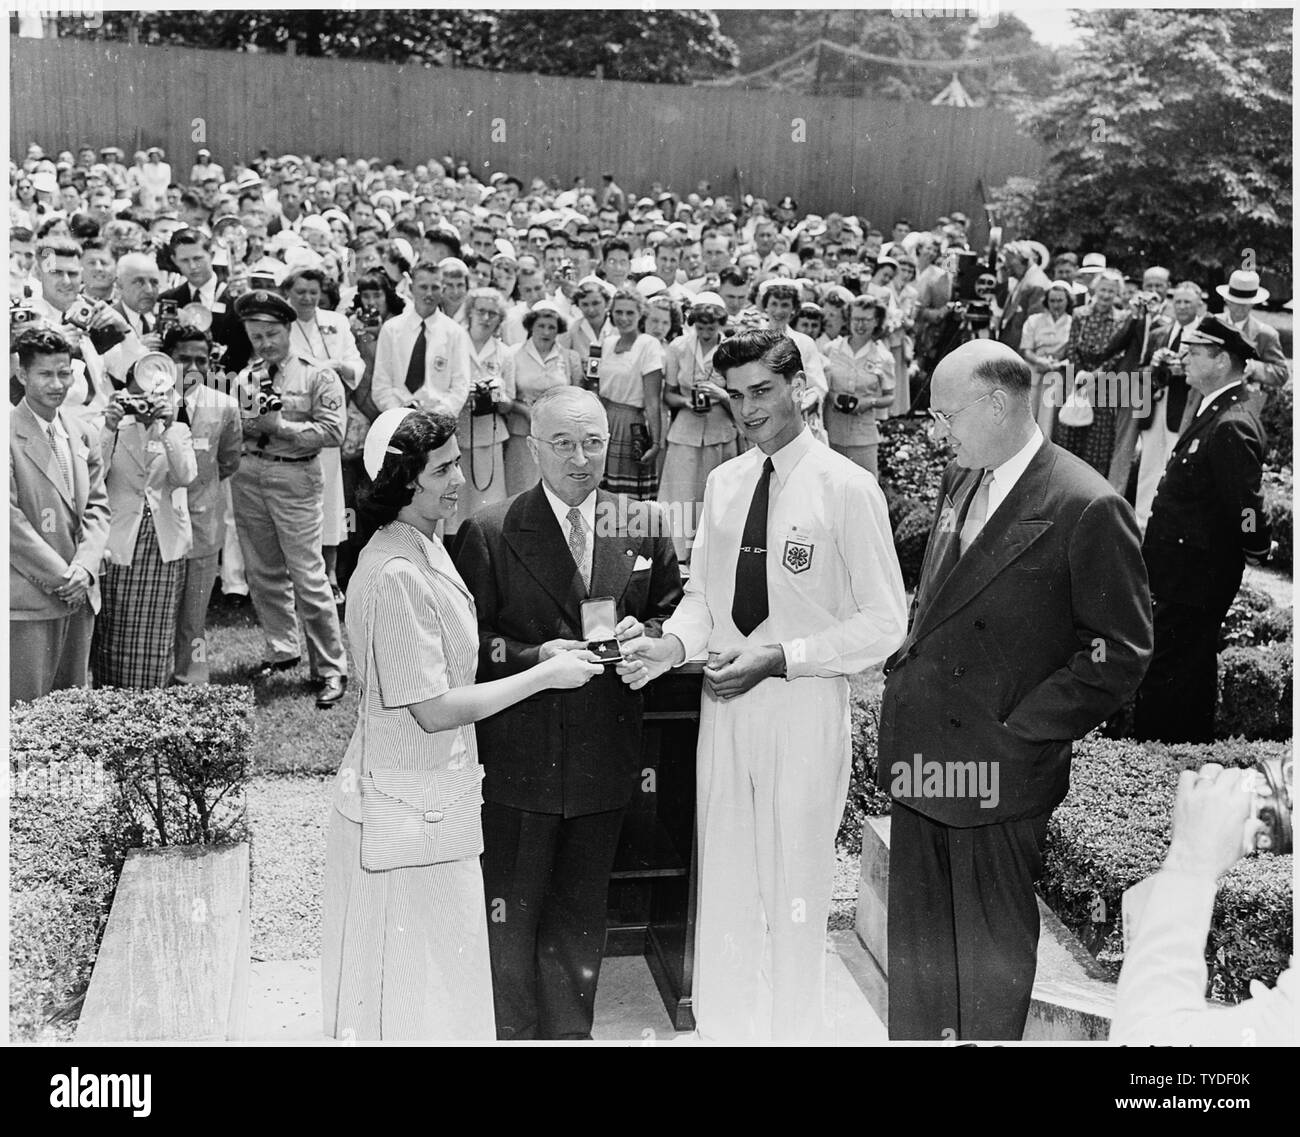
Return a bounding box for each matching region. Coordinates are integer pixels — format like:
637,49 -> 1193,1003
540,481 -> 596,586
662,426 -> 907,678
986,425 -> 1044,520
370,307 -> 472,416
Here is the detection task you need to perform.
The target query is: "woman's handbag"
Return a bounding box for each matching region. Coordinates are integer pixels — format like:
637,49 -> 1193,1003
356,553 -> 486,871
1058,370 -> 1095,428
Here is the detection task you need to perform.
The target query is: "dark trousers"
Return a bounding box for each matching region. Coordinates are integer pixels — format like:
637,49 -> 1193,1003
481,801 -> 625,1040
887,802 -> 1051,1041
1134,599 -> 1222,743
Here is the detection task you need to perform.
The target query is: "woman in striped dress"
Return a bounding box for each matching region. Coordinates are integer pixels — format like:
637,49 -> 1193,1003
597,288 -> 665,500
322,408 -> 602,1041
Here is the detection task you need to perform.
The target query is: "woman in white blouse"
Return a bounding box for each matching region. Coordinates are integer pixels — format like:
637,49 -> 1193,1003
823,297 -> 896,477
596,288 -> 665,500
658,292 -> 738,563
1020,280 -> 1074,435
563,276 -> 614,371
451,287 -> 515,534
503,300 -> 581,495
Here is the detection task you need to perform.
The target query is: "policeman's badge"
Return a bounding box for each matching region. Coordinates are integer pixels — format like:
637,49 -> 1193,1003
782,537 -> 814,574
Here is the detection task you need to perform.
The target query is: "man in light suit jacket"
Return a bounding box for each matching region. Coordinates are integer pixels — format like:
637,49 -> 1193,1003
453,385 -> 683,1040
877,340 -> 1153,1040
1214,269 -> 1289,391
166,327 -> 242,684
995,242 -> 1050,352
9,328 -> 112,705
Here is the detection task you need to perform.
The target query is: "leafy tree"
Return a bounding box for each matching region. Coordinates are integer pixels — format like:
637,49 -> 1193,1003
998,8 -> 1292,282
54,9 -> 736,81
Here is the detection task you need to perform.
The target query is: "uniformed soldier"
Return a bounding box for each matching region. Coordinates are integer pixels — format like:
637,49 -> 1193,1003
231,289 -> 349,707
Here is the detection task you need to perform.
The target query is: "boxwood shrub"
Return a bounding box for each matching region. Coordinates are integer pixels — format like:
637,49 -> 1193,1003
9,684 -> 254,1041
1262,468 -> 1292,573
1259,381 -> 1292,470
1217,640 -> 1293,741
1040,733 -> 1292,1003
838,688 -> 892,850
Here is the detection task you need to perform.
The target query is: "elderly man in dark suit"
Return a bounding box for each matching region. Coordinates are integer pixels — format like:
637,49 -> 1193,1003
1136,318 -> 1272,744
878,339 -> 1153,1041
10,328 -> 112,705
453,385 -> 683,1040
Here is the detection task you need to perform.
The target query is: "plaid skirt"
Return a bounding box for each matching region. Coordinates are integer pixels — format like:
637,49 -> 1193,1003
92,507 -> 184,689
601,399 -> 658,500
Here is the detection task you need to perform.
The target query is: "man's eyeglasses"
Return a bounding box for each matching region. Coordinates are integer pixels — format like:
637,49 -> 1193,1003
928,391 -> 992,430
530,436 -> 609,458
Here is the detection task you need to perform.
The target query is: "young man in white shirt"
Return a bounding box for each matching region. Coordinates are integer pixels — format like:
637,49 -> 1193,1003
619,330 -> 907,1040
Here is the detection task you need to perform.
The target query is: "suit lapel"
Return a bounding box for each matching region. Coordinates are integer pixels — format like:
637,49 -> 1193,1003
502,483 -> 585,628
911,441 -> 1055,642
17,403 -> 75,507
914,470 -> 980,615
589,489 -> 637,601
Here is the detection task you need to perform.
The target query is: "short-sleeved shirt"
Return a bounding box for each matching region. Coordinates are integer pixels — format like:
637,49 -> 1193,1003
598,332 -> 664,408
457,336 -> 516,449
332,521 -> 480,822
237,353 -> 346,459
823,336 -> 895,446
506,340 -> 574,437
664,331 -> 737,448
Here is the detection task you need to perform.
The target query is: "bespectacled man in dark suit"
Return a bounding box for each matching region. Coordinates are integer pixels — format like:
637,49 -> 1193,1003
878,339 -> 1153,1041
453,385 -> 683,1040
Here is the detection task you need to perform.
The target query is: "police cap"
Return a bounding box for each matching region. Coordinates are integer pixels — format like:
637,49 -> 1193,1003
235,289 -> 296,324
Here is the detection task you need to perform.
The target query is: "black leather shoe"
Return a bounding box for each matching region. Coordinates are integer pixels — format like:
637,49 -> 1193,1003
256,657 -> 301,678
316,675 -> 347,708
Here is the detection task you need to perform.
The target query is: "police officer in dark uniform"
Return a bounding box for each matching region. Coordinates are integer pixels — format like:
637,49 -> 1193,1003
1135,317 -> 1273,742
231,289 -> 349,707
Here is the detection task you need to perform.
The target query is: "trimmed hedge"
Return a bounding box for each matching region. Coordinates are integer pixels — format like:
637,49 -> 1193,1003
1219,582 -> 1290,649
9,684 -> 254,1042
1040,733 -> 1292,1003
1217,640 -> 1293,741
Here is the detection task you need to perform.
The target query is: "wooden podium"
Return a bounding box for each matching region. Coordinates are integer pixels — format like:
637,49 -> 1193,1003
605,661 -> 703,1032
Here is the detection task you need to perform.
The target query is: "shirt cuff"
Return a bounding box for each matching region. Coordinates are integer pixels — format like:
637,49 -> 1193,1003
780,638 -> 807,679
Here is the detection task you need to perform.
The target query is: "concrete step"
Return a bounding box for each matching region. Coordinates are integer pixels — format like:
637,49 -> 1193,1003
246,942 -> 885,1043
855,815 -> 1116,1040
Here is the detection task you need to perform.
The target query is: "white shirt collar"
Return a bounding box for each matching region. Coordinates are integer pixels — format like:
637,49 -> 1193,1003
38,404 -> 70,439
986,425 -> 1044,518
1196,380 -> 1243,416
761,425 -> 814,488
541,480 -> 597,536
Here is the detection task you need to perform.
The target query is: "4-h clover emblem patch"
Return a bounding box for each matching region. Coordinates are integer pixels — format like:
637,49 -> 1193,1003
782,538 -> 813,574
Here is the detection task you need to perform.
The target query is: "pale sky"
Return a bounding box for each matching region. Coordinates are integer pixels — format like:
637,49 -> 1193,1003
1009,4 -> 1084,48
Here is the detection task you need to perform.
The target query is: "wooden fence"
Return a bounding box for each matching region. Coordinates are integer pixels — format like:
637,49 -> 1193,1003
11,37 -> 1046,238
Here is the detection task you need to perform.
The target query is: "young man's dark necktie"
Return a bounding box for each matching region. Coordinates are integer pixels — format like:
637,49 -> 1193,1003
732,457 -> 774,635
405,319 -> 427,393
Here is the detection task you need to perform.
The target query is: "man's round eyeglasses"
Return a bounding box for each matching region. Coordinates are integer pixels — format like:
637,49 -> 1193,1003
928,391 -> 992,430
531,436 -> 609,457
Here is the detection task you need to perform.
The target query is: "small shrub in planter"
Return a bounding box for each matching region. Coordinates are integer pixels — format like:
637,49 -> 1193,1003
9,684 -> 255,1041
1217,640 -> 1293,741
10,684 -> 254,846
1041,734 -> 1292,1003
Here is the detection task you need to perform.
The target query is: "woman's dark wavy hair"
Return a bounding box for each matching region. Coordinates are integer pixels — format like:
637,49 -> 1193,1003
353,271 -> 405,316
357,410 -> 459,527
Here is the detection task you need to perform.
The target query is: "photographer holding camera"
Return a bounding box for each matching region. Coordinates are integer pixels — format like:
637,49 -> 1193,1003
823,296 -> 896,478
102,252 -> 164,385
92,350 -> 198,689
450,287 -> 515,534
1111,761 -> 1295,1044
